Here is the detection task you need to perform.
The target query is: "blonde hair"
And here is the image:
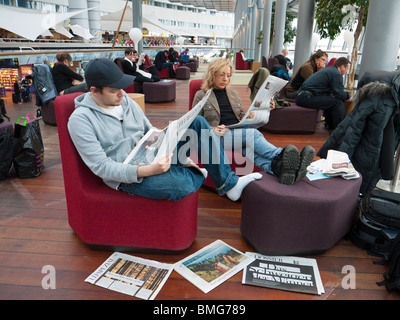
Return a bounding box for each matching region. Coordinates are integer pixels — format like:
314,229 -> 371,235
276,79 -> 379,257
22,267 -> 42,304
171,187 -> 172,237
201,58 -> 233,91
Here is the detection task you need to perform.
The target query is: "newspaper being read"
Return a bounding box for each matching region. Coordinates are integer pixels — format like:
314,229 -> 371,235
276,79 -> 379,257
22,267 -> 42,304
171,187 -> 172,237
85,252 -> 174,300
174,240 -> 254,294
242,252 -> 325,295
227,75 -> 288,129
124,89 -> 211,165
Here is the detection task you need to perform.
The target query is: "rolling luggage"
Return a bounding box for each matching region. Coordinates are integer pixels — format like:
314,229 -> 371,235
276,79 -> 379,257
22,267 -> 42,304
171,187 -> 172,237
350,189 -> 400,257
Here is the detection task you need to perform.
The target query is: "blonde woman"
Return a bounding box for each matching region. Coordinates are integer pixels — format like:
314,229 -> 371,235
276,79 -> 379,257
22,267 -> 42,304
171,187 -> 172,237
192,58 -> 315,185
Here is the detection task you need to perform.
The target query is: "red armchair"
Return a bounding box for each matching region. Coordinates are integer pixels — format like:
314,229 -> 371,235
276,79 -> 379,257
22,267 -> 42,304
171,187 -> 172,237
55,92 -> 198,252
189,79 -> 260,189
235,52 -> 250,70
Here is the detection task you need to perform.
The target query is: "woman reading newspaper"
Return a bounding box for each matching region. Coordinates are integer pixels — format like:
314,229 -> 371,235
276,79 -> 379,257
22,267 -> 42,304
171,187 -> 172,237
68,58 -> 262,201
192,58 -> 315,185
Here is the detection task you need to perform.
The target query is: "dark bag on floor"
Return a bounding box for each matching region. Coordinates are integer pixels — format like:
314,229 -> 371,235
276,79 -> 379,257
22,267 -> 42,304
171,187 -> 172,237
13,113 -> 44,178
377,233 -> 400,292
350,189 -> 400,257
0,128 -> 19,180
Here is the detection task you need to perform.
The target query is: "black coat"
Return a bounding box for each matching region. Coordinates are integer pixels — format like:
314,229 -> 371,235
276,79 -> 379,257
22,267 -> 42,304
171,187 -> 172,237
318,70 -> 400,195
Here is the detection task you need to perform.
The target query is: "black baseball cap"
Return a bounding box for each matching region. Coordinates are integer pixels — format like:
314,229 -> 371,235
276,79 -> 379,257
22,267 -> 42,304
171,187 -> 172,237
85,58 -> 135,89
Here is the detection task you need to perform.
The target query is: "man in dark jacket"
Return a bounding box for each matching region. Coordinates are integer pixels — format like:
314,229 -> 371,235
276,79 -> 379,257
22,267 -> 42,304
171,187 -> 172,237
121,48 -> 159,83
154,50 -> 176,78
296,57 -> 351,129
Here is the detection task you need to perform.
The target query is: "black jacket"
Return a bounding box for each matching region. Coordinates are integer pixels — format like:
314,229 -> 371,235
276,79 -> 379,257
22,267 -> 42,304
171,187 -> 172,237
299,65 -> 350,101
154,51 -> 167,71
52,63 -> 83,94
318,70 -> 400,194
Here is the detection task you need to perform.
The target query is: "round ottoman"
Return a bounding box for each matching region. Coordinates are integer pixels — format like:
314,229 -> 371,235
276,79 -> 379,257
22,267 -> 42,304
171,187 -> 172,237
143,80 -> 176,103
176,66 -> 190,80
241,172 -> 362,255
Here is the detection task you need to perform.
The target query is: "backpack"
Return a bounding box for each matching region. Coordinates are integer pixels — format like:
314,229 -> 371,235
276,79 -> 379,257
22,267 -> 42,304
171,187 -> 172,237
350,189 -> 400,257
377,233 -> 400,292
0,129 -> 19,180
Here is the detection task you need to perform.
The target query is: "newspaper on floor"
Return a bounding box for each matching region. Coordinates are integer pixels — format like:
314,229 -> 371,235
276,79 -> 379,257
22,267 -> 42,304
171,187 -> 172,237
85,252 -> 174,300
174,240 -> 254,294
123,89 -> 211,165
226,75 -> 288,129
242,252 -> 325,295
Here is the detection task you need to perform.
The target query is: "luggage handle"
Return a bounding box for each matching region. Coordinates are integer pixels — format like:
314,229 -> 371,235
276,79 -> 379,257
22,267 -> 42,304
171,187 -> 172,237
15,113 -> 38,126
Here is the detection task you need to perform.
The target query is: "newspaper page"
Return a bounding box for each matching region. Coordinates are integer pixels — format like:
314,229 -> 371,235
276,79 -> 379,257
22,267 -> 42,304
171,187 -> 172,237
174,240 -> 254,294
123,89 -> 211,165
85,252 -> 174,300
242,252 -> 325,295
227,75 -> 288,129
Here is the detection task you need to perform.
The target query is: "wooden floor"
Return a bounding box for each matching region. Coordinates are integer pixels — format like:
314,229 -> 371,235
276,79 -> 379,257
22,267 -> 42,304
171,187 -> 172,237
0,65 -> 398,302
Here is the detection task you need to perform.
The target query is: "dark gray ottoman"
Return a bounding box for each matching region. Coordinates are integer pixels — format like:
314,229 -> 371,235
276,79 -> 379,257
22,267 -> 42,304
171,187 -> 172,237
176,66 -> 190,80
241,172 -> 362,255
143,80 -> 176,103
42,99 -> 57,126
260,104 -> 320,134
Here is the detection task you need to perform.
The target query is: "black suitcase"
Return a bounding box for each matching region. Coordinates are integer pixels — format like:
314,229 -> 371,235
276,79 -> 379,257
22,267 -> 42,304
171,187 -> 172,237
350,189 -> 400,256
12,93 -> 20,104
362,189 -> 400,229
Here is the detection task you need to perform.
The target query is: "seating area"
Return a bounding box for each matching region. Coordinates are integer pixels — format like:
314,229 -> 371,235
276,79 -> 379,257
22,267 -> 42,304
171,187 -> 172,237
1,58 -> 393,301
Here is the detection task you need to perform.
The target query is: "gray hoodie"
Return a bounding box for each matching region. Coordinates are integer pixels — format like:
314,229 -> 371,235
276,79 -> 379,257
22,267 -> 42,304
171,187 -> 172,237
68,92 -> 154,189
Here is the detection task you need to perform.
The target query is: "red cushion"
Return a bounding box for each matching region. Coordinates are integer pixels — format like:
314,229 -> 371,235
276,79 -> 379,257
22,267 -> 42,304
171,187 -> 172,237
54,92 -> 198,252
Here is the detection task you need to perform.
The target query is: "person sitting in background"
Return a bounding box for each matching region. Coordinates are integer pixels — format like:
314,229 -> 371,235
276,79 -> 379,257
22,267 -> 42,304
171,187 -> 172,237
285,50 -> 328,99
52,52 -> 88,95
179,48 -> 195,64
239,49 -> 254,62
154,50 -> 176,78
168,48 -> 179,63
192,58 -> 315,185
296,57 -> 351,130
274,48 -> 292,72
121,48 -> 160,83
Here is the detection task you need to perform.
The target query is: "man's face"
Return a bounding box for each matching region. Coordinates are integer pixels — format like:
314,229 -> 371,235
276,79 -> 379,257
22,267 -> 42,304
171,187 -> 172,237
339,63 -> 350,75
90,86 -> 125,108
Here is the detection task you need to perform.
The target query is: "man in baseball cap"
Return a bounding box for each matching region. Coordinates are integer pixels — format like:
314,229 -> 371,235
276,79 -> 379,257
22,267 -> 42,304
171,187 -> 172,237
85,58 -> 135,89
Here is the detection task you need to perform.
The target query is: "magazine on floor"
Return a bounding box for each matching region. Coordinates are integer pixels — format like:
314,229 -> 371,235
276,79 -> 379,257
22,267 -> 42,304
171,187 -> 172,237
227,75 -> 288,129
123,89 -> 212,165
174,240 -> 254,294
242,252 -> 325,295
85,252 -> 174,300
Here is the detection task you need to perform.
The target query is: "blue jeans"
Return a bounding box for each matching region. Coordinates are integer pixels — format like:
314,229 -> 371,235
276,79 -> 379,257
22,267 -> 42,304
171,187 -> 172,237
119,116 -> 239,201
220,128 -> 281,175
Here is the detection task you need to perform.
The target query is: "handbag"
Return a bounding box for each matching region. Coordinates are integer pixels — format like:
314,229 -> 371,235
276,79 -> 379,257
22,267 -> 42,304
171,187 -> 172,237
13,113 -> 44,178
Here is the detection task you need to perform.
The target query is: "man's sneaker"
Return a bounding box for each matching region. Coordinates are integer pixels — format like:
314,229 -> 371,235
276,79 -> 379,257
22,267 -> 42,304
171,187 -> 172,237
271,145 -> 300,185
295,145 -> 315,182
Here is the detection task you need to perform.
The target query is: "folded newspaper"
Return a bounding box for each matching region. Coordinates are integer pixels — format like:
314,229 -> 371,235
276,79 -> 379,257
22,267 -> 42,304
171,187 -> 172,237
307,150 -> 359,180
227,75 -> 288,129
124,89 -> 211,165
242,252 -> 325,295
324,149 -> 359,179
85,252 -> 174,300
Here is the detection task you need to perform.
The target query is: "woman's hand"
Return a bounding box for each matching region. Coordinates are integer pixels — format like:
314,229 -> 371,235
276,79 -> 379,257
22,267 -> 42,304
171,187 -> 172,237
213,125 -> 229,136
270,98 -> 276,111
137,153 -> 172,177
